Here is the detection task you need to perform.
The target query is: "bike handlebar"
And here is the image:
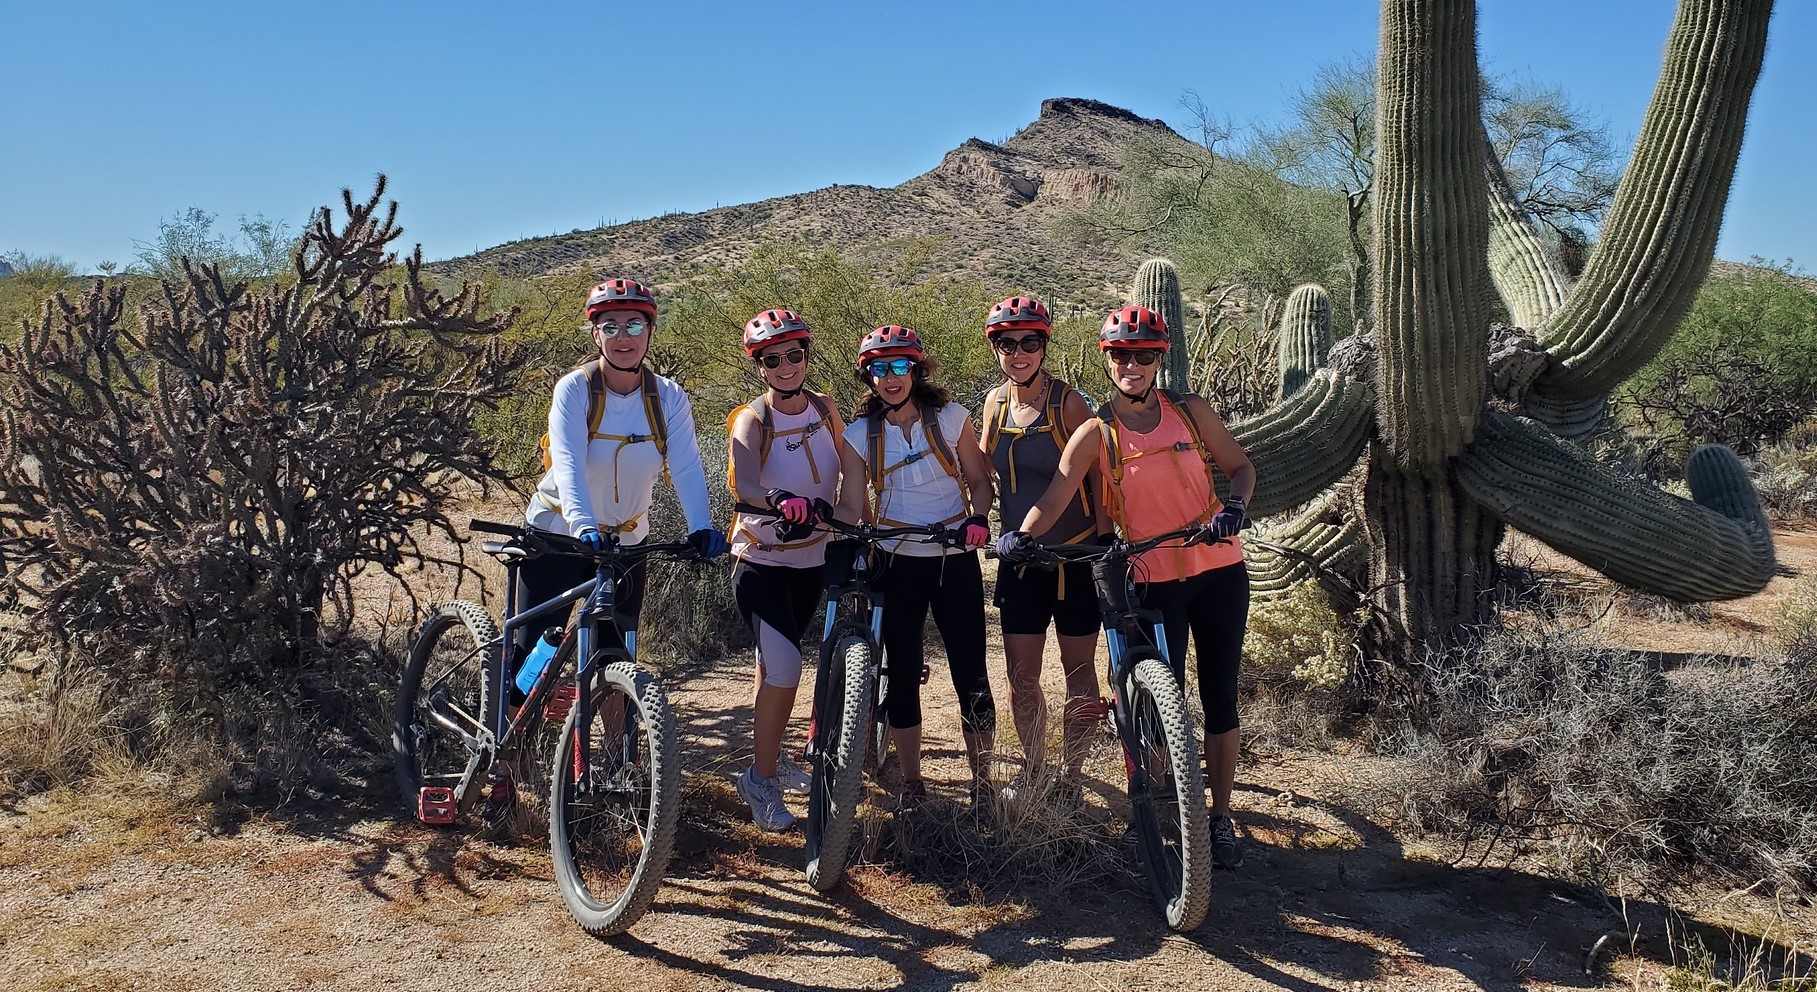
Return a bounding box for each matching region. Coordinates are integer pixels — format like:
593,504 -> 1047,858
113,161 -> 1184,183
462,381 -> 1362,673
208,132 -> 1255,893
469,519 -> 702,563
986,526 -> 1220,569
731,501 -> 968,549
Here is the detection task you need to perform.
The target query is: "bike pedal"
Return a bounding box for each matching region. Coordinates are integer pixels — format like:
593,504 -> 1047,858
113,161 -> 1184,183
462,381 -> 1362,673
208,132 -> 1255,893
416,786 -> 457,826
542,681 -> 579,722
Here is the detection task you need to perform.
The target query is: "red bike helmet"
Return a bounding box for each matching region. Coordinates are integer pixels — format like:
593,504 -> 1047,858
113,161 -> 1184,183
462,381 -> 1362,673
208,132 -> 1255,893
584,278 -> 657,323
856,325 -> 925,368
985,296 -> 1051,336
743,308 -> 812,356
1099,305 -> 1169,350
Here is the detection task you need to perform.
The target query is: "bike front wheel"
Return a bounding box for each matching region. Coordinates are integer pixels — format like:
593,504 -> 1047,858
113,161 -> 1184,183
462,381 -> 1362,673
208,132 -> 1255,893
548,658 -> 680,936
394,600 -> 499,818
804,635 -> 878,893
1125,657 -> 1212,932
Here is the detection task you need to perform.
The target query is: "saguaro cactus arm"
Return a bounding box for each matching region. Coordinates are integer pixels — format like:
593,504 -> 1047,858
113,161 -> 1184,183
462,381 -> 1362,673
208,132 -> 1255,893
1232,359 -> 1374,517
1457,413 -> 1774,601
1484,138 -> 1572,330
1246,487 -> 1367,601
1277,283 -> 1334,401
1533,0 -> 1773,402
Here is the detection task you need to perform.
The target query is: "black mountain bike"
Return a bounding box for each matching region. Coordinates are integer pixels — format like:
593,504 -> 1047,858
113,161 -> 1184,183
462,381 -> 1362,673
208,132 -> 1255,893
392,519 -> 700,936
733,504 -> 962,892
993,527 -> 1214,932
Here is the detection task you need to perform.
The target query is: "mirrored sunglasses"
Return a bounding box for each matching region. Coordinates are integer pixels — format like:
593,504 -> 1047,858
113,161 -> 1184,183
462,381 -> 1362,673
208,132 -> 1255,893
1107,348 -> 1161,367
592,317 -> 647,338
867,357 -> 917,378
991,334 -> 1047,355
758,347 -> 807,370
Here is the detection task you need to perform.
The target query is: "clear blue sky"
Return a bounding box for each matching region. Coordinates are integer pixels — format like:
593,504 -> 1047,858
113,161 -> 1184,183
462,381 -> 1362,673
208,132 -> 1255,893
2,1 -> 1811,272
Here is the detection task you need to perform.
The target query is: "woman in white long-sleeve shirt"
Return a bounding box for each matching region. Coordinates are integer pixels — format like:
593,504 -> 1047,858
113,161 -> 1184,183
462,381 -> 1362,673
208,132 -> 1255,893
516,278 -> 728,691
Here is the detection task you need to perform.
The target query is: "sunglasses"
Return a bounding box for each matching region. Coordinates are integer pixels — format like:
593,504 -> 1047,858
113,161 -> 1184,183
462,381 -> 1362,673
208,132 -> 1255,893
757,347 -> 807,370
1107,348 -> 1161,367
592,317 -> 647,338
991,334 -> 1047,355
866,357 -> 917,378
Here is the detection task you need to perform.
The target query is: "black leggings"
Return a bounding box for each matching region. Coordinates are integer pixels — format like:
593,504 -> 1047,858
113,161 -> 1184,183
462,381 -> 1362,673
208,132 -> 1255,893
512,547 -> 648,651
1140,562 -> 1250,735
874,550 -> 994,735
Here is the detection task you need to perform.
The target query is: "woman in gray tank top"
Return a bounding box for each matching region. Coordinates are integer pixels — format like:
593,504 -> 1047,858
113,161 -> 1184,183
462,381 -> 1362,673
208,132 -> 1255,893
978,296 -> 1107,802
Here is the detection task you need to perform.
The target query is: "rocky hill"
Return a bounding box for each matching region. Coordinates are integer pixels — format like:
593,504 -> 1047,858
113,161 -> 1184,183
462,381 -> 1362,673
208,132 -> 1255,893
437,98 -> 1198,298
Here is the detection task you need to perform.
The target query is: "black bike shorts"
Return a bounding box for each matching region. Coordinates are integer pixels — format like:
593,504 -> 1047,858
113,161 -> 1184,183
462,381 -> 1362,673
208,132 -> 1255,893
993,558 -> 1100,638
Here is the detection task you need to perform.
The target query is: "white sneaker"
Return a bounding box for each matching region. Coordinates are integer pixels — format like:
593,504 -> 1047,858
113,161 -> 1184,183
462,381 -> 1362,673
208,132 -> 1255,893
736,766 -> 795,832
775,752 -> 812,794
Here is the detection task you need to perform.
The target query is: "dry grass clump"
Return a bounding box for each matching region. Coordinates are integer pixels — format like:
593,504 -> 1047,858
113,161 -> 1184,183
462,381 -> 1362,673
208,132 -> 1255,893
877,760 -> 1128,898
1365,621 -> 1817,891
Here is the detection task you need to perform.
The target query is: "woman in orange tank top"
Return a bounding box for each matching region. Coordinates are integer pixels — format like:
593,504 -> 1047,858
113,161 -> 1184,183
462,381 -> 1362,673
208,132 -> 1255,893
999,304 -> 1256,871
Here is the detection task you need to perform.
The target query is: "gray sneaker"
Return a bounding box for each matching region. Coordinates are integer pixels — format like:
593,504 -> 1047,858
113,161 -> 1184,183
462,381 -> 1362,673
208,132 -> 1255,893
736,766 -> 796,832
1210,814 -> 1244,870
775,752 -> 812,794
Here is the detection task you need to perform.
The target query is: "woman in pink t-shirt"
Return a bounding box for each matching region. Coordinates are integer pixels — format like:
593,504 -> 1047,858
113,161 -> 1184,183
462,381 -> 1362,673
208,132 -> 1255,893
725,309 -> 868,832
999,304 -> 1256,871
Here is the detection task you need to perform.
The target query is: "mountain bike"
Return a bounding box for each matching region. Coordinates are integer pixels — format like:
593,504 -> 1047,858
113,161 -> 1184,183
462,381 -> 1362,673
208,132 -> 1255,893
992,527 -> 1214,932
734,503 -> 963,892
392,519 -> 701,936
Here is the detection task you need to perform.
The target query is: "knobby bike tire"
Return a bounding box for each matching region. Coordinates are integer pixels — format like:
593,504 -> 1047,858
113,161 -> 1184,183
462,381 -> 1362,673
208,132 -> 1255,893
1127,657 -> 1212,932
393,600 -> 500,818
548,658 -> 680,936
804,635 -> 878,893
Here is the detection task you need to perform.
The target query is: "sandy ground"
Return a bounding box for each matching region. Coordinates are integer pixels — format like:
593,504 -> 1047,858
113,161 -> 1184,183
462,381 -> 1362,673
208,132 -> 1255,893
3,512 -> 1815,992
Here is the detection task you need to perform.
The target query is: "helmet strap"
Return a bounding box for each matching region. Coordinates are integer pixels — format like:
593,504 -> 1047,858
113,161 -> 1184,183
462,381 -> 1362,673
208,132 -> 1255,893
771,384 -> 805,400
605,356 -> 643,374
1010,366 -> 1045,392
1103,364 -> 1155,406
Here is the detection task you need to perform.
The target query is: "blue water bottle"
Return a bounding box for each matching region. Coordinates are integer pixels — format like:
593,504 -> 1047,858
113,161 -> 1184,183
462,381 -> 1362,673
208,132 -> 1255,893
515,630 -> 563,695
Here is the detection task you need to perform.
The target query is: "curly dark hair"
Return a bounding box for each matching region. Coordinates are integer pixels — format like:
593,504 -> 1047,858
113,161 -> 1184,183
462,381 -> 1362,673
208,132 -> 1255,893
853,357 -> 952,419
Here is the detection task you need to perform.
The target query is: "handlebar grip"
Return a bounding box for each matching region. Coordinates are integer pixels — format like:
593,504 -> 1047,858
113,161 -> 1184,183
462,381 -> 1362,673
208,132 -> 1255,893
469,518 -> 524,537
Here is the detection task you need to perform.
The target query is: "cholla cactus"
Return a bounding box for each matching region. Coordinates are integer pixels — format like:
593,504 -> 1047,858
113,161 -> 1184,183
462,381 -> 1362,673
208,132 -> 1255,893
1223,0 -> 1776,653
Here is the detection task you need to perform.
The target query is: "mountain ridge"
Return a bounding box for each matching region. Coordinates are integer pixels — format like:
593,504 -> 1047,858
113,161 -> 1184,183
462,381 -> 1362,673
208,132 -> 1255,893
436,98 -> 1195,298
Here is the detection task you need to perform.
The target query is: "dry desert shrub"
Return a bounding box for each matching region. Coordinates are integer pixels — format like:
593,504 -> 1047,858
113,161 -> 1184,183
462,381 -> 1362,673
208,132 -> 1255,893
1363,621 -> 1817,891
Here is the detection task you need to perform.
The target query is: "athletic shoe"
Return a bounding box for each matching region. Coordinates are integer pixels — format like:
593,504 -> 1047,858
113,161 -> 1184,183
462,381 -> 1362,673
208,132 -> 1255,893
1211,814 -> 1244,870
775,752 -> 812,794
896,778 -> 927,812
736,766 -> 795,832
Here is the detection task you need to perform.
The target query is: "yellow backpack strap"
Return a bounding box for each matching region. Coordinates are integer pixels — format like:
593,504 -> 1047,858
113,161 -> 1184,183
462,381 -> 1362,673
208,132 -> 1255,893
1158,388 -> 1212,467
1051,379 -> 1093,517
866,411 -> 885,520
724,400 -> 751,496
981,385 -> 1007,458
641,369 -> 670,486
586,359 -> 608,438
539,359 -> 608,471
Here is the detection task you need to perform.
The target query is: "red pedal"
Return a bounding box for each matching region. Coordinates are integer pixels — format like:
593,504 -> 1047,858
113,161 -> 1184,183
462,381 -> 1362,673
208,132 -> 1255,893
417,786 -> 457,825
542,681 -> 578,722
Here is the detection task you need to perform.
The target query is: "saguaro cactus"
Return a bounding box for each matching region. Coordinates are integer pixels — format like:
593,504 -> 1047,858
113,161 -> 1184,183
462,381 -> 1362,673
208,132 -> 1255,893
1277,283 -> 1334,400
1134,258 -> 1190,391
1219,0 -> 1776,655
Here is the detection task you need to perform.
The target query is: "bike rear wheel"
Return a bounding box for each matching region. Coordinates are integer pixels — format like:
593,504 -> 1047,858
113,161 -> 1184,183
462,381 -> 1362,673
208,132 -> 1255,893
548,657 -> 680,936
804,635 -> 878,892
1125,657 -> 1212,932
394,601 -> 499,818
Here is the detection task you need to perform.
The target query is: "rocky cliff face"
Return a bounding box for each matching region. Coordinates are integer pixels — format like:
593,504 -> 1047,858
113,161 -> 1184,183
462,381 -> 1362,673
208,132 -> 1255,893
438,98 -> 1197,298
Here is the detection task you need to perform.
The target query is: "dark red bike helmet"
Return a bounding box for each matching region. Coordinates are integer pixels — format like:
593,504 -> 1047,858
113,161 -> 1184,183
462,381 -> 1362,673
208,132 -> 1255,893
585,278 -> 657,322
856,325 -> 925,367
1099,305 -> 1169,350
985,296 -> 1051,336
743,308 -> 812,356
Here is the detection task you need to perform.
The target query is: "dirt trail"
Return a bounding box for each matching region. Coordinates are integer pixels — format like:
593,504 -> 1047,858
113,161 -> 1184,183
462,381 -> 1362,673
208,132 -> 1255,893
4,519 -> 1815,991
